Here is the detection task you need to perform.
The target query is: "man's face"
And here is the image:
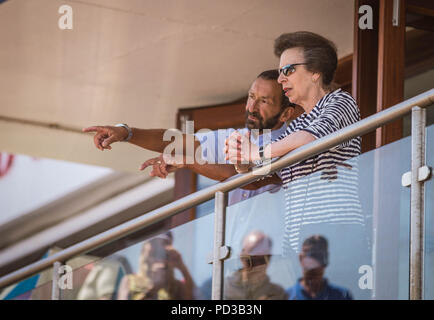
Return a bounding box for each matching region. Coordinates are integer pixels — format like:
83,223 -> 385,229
245,78 -> 284,131
299,246 -> 325,280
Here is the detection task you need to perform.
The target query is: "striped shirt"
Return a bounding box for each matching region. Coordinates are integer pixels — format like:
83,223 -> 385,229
274,89 -> 365,254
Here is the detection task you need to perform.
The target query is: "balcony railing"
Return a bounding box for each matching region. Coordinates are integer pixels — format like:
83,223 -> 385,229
0,89 -> 433,300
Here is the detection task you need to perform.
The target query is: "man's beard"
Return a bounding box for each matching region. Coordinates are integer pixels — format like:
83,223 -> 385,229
245,111 -> 282,131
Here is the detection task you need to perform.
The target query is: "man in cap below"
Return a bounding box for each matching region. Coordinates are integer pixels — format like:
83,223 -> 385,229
224,230 -> 287,300
286,235 -> 353,300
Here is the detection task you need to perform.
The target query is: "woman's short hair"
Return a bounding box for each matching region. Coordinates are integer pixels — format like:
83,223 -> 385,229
274,31 -> 338,88
256,69 -> 295,109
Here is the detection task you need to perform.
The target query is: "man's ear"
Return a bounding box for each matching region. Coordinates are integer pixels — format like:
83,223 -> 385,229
279,107 -> 294,123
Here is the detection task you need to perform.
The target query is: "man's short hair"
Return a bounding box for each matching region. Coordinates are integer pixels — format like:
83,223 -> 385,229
256,69 -> 294,110
274,31 -> 338,88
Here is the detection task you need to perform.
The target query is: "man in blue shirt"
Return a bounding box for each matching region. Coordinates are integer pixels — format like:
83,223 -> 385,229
136,69 -> 297,205
286,235 -> 353,300
83,70 -> 295,201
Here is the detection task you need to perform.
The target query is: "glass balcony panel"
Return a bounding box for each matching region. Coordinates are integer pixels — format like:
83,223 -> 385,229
5,281 -> 53,300
60,211 -> 214,300
0,267 -> 54,300
424,124 -> 434,299
3,128 -> 419,300
223,134 -> 412,300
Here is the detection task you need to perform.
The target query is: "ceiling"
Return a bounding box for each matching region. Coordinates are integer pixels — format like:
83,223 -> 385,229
0,0 -> 355,172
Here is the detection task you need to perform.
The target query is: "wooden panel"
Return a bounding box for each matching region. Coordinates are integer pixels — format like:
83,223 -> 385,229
406,13 -> 434,32
407,0 -> 434,17
334,54 -> 353,94
170,168 -> 197,228
372,0 -> 407,299
405,29 -> 434,77
186,100 -> 246,131
376,0 -> 406,147
353,0 -> 379,153
336,29 -> 434,94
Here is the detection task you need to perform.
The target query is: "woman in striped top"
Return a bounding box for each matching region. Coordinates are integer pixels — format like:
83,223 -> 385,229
225,31 -> 361,171
226,32 -> 371,298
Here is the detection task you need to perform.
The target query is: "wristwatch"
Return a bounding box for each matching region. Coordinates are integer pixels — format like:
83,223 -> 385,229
258,145 -> 268,162
234,163 -> 250,174
115,123 -> 133,141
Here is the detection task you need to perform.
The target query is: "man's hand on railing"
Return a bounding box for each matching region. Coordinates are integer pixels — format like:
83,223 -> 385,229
82,125 -> 129,151
139,154 -> 184,179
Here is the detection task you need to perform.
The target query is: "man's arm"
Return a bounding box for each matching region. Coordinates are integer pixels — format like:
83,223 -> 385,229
240,173 -> 282,190
140,154 -> 237,181
85,125 -> 279,188
141,154 -> 281,189
83,125 -> 247,182
185,163 -> 237,181
82,125 -> 200,155
129,128 -> 174,153
225,130 -> 315,163
129,128 -> 202,154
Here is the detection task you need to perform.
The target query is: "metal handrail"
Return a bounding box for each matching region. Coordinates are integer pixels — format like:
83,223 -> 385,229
0,88 -> 433,289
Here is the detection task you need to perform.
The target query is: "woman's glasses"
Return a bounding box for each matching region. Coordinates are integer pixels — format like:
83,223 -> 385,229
278,63 -> 307,76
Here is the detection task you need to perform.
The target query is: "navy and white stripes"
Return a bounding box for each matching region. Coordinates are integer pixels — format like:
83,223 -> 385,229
274,89 -> 364,254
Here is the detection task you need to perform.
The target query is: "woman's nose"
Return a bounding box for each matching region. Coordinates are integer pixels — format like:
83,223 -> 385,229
277,72 -> 286,84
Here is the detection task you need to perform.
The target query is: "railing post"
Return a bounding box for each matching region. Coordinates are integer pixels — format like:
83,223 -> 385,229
371,150 -> 381,299
51,262 -> 61,300
211,191 -> 228,300
409,106 -> 426,300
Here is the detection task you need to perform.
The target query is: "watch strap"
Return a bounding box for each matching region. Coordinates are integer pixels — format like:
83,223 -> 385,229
259,145 -> 268,162
115,123 -> 133,141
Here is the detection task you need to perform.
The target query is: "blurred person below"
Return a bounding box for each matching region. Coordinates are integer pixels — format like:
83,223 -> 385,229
286,235 -> 353,300
117,232 -> 194,300
224,230 -> 287,300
